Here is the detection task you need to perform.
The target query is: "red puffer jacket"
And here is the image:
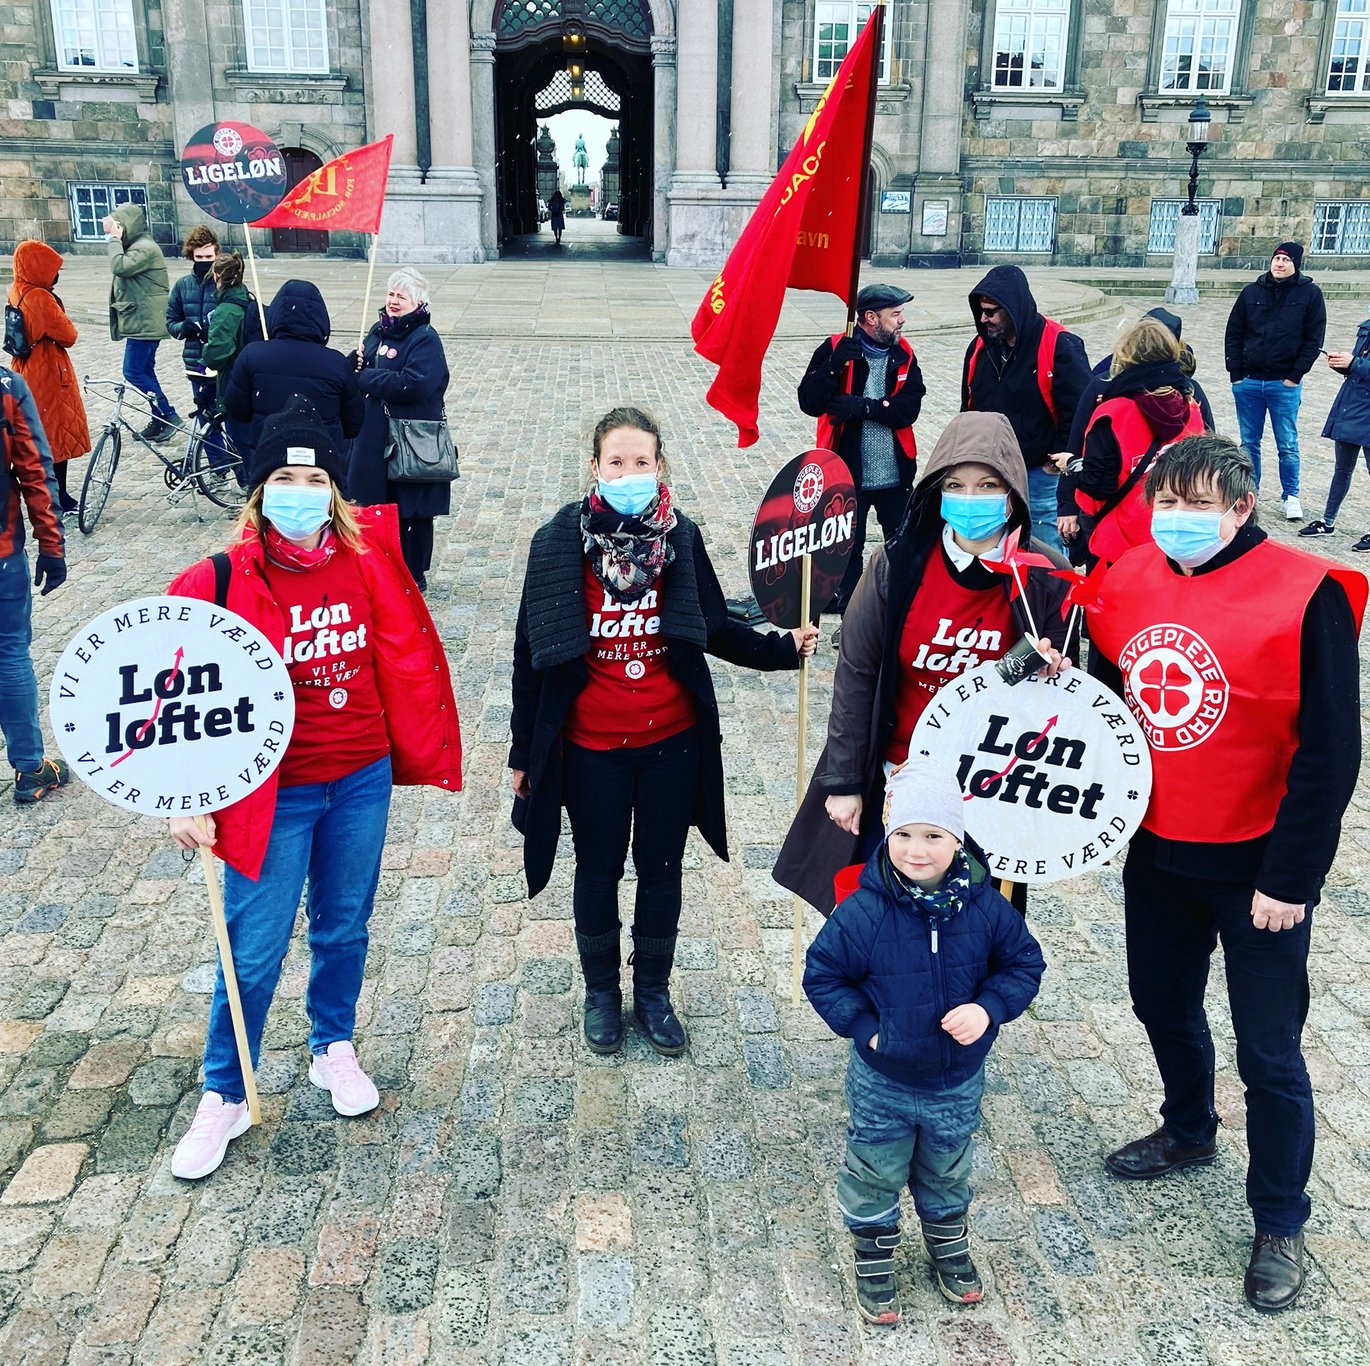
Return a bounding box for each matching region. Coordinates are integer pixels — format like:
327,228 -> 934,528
167,503 -> 462,878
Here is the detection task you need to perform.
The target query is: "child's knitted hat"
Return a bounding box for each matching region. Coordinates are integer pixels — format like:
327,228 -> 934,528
883,756 -> 965,842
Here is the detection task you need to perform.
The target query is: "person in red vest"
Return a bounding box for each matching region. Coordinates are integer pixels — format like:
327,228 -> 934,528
1070,316 -> 1207,569
1087,433 -> 1365,1314
799,282 -> 925,613
961,265 -> 1091,557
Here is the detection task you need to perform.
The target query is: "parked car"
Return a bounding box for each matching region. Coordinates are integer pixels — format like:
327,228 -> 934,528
538,198 -> 549,223
602,203 -> 619,222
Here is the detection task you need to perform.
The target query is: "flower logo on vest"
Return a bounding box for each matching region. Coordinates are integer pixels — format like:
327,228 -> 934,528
793,462 -> 824,515
1116,624 -> 1229,751
625,659 -> 645,680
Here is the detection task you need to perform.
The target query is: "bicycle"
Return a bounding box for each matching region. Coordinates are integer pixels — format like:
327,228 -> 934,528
78,378 -> 249,535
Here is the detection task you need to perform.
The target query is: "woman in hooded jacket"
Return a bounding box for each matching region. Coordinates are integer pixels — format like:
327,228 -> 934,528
773,410 -> 1070,917
8,240 -> 90,513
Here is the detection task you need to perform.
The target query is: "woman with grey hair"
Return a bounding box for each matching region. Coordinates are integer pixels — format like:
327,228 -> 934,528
348,267 -> 451,589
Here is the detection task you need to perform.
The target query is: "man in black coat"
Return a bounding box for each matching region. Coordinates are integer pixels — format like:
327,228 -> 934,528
960,265 -> 1091,557
798,282 -> 925,612
1224,242 -> 1326,522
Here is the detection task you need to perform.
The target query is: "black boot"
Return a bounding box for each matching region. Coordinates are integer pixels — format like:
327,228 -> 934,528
629,933 -> 687,1056
922,1216 -> 983,1304
850,1224 -> 900,1325
575,929 -> 623,1054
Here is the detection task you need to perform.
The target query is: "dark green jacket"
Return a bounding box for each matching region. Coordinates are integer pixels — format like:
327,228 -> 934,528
107,203 -> 168,341
201,284 -> 252,405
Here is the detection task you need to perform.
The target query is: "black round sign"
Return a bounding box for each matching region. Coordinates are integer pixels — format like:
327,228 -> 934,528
180,122 -> 289,225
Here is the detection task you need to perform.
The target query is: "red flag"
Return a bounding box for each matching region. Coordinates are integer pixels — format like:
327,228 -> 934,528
690,11 -> 882,447
250,135 -> 393,233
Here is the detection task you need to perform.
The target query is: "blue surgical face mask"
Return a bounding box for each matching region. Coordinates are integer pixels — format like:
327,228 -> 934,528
941,490 -> 1009,543
1151,504 -> 1235,569
261,484 -> 332,539
598,472 -> 658,516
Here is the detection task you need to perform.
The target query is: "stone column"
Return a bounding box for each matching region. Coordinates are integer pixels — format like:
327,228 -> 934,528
1166,213 -> 1201,304
651,36 -> 677,261
672,0 -> 718,181
470,32 -> 499,257
367,0 -> 419,168
162,0 -> 215,238
727,0 -> 776,193
910,0 -> 967,265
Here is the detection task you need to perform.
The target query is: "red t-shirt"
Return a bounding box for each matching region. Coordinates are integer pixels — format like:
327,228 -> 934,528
885,544 -> 1017,764
270,552 -> 390,786
563,559 -> 696,750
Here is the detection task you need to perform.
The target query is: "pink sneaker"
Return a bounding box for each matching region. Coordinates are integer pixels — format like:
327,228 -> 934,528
171,1092 -> 251,1180
308,1041 -> 379,1116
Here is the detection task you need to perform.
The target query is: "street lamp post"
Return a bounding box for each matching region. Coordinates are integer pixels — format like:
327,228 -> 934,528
1166,97 -> 1212,306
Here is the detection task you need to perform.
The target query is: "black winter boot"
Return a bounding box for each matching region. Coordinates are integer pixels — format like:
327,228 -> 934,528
575,929 -> 623,1054
921,1216 -> 983,1304
850,1224 -> 901,1325
629,933 -> 687,1056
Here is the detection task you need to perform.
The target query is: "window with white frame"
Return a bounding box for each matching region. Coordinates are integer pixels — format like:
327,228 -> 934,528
1160,0 -> 1238,93
984,197 -> 1056,252
1312,201 -> 1370,254
243,0 -> 329,74
1328,0 -> 1370,94
68,182 -> 146,241
813,1 -> 890,83
991,0 -> 1070,91
1148,199 -> 1221,253
51,0 -> 137,71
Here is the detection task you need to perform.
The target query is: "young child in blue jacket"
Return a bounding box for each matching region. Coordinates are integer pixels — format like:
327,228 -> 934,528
804,756 -> 1045,1325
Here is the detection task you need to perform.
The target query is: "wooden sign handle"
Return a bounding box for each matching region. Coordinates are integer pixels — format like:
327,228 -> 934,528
792,552 -> 813,1008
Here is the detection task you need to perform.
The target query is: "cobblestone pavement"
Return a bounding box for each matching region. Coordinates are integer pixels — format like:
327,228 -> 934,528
2,256 -> 1370,1365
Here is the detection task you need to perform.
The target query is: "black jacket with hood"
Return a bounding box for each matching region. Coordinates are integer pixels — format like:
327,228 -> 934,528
223,280 -> 364,462
1224,268 -> 1327,383
773,410 -> 1071,915
960,265 -> 1091,470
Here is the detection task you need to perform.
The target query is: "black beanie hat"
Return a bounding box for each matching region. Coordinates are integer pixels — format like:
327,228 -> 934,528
249,395 -> 349,492
1272,241 -> 1304,272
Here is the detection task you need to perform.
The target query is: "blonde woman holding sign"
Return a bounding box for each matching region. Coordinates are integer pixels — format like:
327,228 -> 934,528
166,396 -> 460,1180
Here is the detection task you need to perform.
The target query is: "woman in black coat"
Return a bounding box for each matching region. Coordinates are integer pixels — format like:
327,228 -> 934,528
1301,311 -> 1370,548
348,268 -> 452,589
510,406 -> 818,1057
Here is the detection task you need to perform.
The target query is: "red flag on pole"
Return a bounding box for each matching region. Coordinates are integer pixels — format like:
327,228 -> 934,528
250,135 -> 394,233
690,10 -> 882,447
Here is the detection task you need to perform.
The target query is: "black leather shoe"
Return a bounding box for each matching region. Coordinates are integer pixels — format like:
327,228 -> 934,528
1103,1127 -> 1217,1179
1244,1232 -> 1305,1313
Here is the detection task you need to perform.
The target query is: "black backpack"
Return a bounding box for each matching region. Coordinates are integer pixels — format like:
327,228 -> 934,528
2,299 -> 30,361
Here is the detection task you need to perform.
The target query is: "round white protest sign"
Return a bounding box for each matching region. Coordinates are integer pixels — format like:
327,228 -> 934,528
49,596 -> 294,817
909,661 -> 1152,885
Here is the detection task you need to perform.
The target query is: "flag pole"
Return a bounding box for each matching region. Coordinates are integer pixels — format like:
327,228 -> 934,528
791,552 -> 813,1008
356,231 -> 381,354
241,225 -> 269,338
844,0 -> 885,337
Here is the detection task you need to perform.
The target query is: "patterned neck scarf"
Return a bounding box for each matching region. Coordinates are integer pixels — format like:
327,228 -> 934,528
263,522 -> 338,572
580,483 -> 677,604
882,845 -> 973,920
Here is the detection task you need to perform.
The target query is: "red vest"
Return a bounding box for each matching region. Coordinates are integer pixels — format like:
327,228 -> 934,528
1077,397 -> 1206,566
815,333 -> 918,464
1087,539 -> 1363,842
966,318 -> 1065,423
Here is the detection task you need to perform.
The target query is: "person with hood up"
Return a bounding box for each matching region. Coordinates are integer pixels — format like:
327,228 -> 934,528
1224,242 -> 1327,521
1069,316 -> 1207,569
773,410 -> 1071,917
165,225 -> 220,413
223,279 -> 364,457
960,265 -> 1091,556
103,202 -> 178,442
7,241 -> 89,514
1302,304 -> 1370,548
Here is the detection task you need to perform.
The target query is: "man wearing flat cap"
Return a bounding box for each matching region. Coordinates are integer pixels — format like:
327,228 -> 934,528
799,282 -> 925,613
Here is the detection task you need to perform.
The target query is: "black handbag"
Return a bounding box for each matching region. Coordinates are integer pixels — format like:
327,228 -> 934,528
3,299 -> 30,361
383,405 -> 459,483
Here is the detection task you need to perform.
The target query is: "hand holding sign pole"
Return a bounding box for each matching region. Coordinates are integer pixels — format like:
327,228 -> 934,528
748,449 -> 856,1004
50,596 -> 296,1129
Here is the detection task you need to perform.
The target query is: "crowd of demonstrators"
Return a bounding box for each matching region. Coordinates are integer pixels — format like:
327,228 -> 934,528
1088,433 -> 1363,1313
7,241 -> 89,516
960,265 -> 1092,556
798,283 -> 925,613
348,268 -> 452,590
1224,242 -> 1328,521
166,225 -> 221,415
774,411 -> 1070,918
0,366 -> 69,803
510,407 -> 817,1056
805,758 -> 1045,1323
105,202 -> 180,442
1301,305 -> 1370,548
165,397 -> 461,1180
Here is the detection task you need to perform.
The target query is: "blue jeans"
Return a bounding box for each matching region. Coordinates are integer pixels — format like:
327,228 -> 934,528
838,1049 -> 985,1227
203,755 -> 392,1102
122,339 -> 175,420
1232,378 -> 1301,497
1123,850 -> 1314,1237
0,550 -> 42,773
1324,441 -> 1370,525
1027,464 -> 1065,555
